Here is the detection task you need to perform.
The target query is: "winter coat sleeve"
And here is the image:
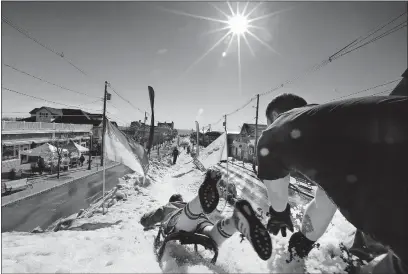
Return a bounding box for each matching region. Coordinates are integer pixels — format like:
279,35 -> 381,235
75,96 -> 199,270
140,206 -> 166,228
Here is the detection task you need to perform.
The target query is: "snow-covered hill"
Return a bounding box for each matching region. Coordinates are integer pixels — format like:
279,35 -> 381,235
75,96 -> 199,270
2,148 -> 357,273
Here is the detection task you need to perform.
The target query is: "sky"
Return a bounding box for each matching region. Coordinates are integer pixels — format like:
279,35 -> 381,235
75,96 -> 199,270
1,1 -> 407,132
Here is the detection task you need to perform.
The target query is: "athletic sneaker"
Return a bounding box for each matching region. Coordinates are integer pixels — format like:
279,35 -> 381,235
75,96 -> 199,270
233,199 -> 273,261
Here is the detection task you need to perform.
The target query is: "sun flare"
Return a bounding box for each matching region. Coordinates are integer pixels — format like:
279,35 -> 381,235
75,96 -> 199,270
164,2 -> 287,92
228,14 -> 249,35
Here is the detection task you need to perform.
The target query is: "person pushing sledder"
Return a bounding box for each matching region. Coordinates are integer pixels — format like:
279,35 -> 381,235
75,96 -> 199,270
140,167 -> 272,261
257,93 -> 408,273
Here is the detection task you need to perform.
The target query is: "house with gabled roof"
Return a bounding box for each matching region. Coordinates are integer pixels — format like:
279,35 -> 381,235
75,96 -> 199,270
29,107 -> 63,122
232,123 -> 267,162
27,107 -> 103,126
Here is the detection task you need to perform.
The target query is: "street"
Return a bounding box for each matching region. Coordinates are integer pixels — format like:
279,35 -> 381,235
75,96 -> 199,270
1,164 -> 133,232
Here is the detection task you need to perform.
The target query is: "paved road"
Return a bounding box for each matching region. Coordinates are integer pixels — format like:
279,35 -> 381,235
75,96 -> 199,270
1,164 -> 133,233
1,161 -> 117,206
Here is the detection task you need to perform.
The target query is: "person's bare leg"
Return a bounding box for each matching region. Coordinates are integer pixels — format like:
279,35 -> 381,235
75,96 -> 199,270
175,168 -> 222,232
200,200 -> 273,261
175,196 -> 204,232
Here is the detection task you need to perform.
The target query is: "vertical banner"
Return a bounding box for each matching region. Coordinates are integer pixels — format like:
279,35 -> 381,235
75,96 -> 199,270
105,120 -> 148,176
147,86 -> 155,155
195,121 -> 200,156
197,132 -> 228,169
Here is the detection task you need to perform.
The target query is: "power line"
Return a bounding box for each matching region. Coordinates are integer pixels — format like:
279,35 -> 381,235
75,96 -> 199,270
333,22 -> 407,60
259,12 -> 407,99
2,16 -> 155,124
2,87 -> 102,113
331,11 -> 407,59
3,63 -> 102,99
227,96 -> 257,116
106,113 -> 131,126
77,99 -> 103,107
2,16 -> 88,76
107,83 -> 148,115
326,78 -> 401,102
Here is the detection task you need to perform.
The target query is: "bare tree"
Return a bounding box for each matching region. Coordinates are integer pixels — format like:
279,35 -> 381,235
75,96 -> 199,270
49,132 -> 74,179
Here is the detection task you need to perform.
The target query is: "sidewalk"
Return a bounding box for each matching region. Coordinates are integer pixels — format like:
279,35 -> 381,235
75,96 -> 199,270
1,160 -> 119,207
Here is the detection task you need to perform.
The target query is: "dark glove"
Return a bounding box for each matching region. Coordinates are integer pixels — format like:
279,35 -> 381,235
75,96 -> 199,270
266,204 -> 294,237
287,231 -> 317,262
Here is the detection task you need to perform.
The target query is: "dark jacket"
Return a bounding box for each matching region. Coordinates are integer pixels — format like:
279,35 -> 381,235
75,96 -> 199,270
38,157 -> 45,168
140,201 -> 186,228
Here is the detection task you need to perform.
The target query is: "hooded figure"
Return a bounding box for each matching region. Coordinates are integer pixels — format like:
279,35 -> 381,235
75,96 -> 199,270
172,147 -> 179,165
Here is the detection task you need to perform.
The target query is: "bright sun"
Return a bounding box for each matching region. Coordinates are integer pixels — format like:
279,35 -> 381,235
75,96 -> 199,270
164,2 -> 284,93
228,14 -> 249,35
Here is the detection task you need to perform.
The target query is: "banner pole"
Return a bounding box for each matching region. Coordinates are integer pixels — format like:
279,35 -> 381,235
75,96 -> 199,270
224,115 -> 229,182
103,150 -> 106,199
195,121 -> 200,156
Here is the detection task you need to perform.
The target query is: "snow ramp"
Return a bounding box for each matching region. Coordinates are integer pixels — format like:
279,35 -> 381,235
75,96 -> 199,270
2,150 -> 356,273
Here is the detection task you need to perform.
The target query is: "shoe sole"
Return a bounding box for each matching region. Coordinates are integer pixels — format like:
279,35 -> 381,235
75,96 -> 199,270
198,175 -> 220,214
235,199 -> 273,261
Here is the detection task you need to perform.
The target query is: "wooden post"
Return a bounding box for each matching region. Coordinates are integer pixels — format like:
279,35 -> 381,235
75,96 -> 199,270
202,127 -> 205,146
253,94 -> 259,173
100,81 -> 108,166
195,121 -> 200,157
88,135 -> 92,170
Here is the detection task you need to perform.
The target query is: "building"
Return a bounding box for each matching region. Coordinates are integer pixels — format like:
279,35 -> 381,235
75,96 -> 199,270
2,121 -> 93,172
20,106 -> 105,149
28,107 -> 63,122
204,131 -> 222,146
122,120 -> 176,147
24,107 -> 103,125
157,121 -> 174,130
227,133 -> 240,157
232,123 -> 267,162
389,69 -> 408,96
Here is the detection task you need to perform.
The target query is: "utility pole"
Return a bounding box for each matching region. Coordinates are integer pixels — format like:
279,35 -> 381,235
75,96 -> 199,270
100,81 -> 108,166
88,133 -> 93,170
141,111 -> 147,148
223,115 -> 229,178
202,126 -> 205,146
253,94 -> 260,173
195,121 -> 199,156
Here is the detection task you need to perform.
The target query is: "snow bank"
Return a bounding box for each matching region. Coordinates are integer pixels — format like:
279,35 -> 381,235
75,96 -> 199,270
2,149 -> 357,273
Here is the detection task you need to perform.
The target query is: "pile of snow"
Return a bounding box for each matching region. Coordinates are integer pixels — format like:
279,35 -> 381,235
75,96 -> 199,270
2,150 -> 357,273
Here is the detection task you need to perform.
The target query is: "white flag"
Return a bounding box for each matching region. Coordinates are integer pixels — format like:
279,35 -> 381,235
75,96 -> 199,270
104,120 -> 148,176
197,132 -> 228,169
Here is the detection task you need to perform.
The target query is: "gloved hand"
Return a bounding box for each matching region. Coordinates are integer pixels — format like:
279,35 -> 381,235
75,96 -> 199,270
287,231 -> 317,262
266,204 -> 294,237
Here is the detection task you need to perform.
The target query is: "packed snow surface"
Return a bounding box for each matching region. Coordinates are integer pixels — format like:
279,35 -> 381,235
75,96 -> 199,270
2,143 -> 357,273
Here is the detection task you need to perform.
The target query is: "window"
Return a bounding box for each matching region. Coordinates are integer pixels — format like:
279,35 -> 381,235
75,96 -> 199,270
2,145 -> 15,160
39,112 -> 49,118
21,146 -> 29,164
